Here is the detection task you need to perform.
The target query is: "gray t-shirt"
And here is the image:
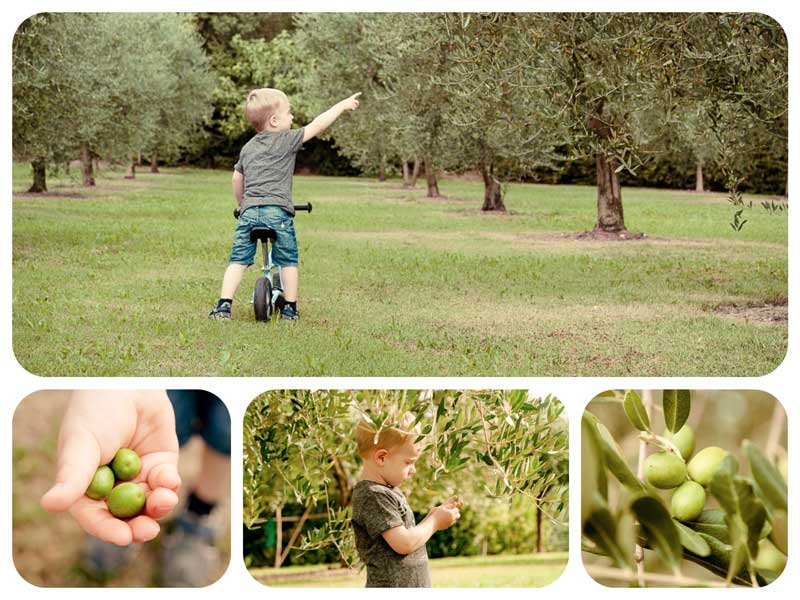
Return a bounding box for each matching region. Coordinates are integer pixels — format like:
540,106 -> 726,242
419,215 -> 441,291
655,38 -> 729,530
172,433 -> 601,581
351,480 -> 431,588
234,127 -> 305,216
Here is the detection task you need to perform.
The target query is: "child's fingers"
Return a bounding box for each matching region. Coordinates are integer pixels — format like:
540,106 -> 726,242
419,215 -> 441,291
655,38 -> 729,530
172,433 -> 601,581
41,429 -> 102,513
129,515 -> 161,543
70,499 -> 134,546
144,458 -> 181,492
145,487 -> 180,520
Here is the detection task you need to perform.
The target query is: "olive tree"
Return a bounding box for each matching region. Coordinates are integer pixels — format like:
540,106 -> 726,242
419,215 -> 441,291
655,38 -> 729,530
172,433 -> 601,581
13,14 -> 89,191
244,389 -> 568,568
13,13 -> 213,188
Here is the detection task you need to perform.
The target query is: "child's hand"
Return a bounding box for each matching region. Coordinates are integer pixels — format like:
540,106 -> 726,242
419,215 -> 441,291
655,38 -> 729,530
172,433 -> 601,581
341,92 -> 361,112
431,495 -> 463,530
40,391 -> 181,546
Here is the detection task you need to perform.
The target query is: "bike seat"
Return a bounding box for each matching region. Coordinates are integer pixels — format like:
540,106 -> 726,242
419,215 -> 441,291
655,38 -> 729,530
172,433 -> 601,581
249,227 -> 277,242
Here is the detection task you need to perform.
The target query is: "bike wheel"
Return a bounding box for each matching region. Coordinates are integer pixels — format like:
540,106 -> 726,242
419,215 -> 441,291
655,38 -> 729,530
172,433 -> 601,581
254,277 -> 272,321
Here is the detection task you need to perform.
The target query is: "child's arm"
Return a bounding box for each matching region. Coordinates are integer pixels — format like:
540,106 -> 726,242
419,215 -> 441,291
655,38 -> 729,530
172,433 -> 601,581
232,171 -> 244,208
302,92 -> 361,142
381,496 -> 463,555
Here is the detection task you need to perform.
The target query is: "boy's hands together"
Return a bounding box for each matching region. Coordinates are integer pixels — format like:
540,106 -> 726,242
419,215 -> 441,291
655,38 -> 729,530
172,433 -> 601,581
431,495 -> 464,530
40,391 -> 181,546
340,92 -> 361,112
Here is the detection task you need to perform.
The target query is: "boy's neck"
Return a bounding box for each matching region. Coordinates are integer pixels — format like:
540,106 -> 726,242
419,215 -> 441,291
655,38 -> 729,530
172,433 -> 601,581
360,464 -> 389,486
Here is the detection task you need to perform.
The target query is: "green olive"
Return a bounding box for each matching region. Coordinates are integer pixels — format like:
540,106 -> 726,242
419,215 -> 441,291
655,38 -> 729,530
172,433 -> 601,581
754,539 -> 786,575
671,480 -> 706,521
106,482 -> 146,518
111,448 -> 141,481
687,446 -> 728,486
669,425 -> 696,461
644,452 -> 686,489
85,465 -> 115,500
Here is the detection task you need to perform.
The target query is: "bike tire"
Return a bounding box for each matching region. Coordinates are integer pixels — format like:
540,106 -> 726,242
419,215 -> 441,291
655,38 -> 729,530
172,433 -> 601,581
254,277 -> 272,322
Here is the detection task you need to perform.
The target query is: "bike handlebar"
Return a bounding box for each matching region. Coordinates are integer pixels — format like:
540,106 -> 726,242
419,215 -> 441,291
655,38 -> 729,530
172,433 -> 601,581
234,202 -> 313,219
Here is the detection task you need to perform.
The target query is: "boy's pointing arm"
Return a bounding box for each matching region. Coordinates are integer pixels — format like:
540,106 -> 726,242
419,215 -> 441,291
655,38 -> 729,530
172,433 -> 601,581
302,92 -> 361,143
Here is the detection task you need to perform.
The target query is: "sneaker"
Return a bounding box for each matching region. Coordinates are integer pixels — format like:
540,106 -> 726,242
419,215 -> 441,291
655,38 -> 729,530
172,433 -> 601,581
78,536 -> 141,581
279,305 -> 299,321
208,301 -> 231,319
159,511 -> 222,587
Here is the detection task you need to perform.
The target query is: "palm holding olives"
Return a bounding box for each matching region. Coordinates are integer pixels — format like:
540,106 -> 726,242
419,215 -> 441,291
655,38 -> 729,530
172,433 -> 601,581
84,447 -> 146,518
40,391 -> 181,547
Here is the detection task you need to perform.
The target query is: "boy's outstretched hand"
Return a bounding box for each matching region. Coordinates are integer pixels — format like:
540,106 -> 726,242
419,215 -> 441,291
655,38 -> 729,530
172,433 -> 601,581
40,391 -> 181,546
432,495 -> 465,530
341,92 -> 361,111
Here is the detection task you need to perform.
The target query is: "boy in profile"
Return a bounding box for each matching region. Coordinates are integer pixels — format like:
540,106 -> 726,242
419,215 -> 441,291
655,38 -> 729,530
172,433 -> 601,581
352,417 -> 464,587
209,88 -> 360,320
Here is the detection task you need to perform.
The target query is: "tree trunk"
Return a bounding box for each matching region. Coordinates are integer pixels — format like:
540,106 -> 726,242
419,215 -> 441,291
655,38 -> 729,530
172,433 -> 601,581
480,160 -> 505,211
378,152 -> 386,182
125,159 -> 136,179
28,159 -> 47,193
136,150 -> 143,166
595,153 -> 625,232
278,503 -> 314,567
411,159 -> 420,188
535,502 -> 544,553
402,160 -> 411,188
150,151 -> 160,174
695,160 -> 704,193
80,144 -> 96,187
424,159 -> 440,198
274,506 -> 283,568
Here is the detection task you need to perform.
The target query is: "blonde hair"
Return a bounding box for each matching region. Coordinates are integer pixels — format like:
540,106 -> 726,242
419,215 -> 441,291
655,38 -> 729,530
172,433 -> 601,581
245,88 -> 288,131
355,413 -> 420,459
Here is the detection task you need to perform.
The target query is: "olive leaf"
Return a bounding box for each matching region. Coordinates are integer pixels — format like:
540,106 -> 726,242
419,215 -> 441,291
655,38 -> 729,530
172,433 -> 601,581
662,389 -> 691,434
631,495 -> 682,573
583,505 -> 634,571
743,440 -> 787,512
708,455 -> 766,584
581,413 -> 608,524
682,532 -> 766,587
769,509 -> 788,555
584,412 -> 645,492
684,508 -> 771,545
674,520 -> 711,557
623,389 -> 650,432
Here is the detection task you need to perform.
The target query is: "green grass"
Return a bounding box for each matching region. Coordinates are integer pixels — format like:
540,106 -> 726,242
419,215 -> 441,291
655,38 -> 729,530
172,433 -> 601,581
12,164 -> 787,376
251,552 -> 568,587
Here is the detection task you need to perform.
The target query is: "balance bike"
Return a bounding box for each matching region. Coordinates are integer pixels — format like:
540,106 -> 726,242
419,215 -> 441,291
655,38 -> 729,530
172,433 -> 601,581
233,204 -> 312,321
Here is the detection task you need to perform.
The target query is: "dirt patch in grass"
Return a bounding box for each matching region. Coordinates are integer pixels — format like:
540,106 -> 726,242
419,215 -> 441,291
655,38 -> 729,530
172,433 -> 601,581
15,190 -> 91,199
574,229 -> 647,241
713,300 -> 788,324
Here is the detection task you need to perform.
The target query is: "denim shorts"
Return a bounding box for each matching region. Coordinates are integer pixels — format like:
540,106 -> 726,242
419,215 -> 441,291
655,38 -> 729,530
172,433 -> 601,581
167,390 -> 231,456
229,205 -> 299,267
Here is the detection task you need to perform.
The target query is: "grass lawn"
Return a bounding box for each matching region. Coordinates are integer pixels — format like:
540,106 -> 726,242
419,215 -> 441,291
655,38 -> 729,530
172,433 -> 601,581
250,552 -> 568,587
12,164 -> 787,376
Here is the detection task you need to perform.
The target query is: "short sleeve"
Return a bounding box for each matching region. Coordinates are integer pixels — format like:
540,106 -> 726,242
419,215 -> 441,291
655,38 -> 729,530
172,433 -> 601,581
286,128 -> 305,153
234,148 -> 244,173
357,489 -> 404,538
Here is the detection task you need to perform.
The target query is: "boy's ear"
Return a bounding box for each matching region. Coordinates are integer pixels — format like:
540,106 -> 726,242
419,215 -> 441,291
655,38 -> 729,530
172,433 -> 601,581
374,448 -> 388,465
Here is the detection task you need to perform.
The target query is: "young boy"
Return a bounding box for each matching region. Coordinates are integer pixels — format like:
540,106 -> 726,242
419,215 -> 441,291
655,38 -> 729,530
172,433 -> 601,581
352,419 -> 464,587
209,88 -> 361,320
